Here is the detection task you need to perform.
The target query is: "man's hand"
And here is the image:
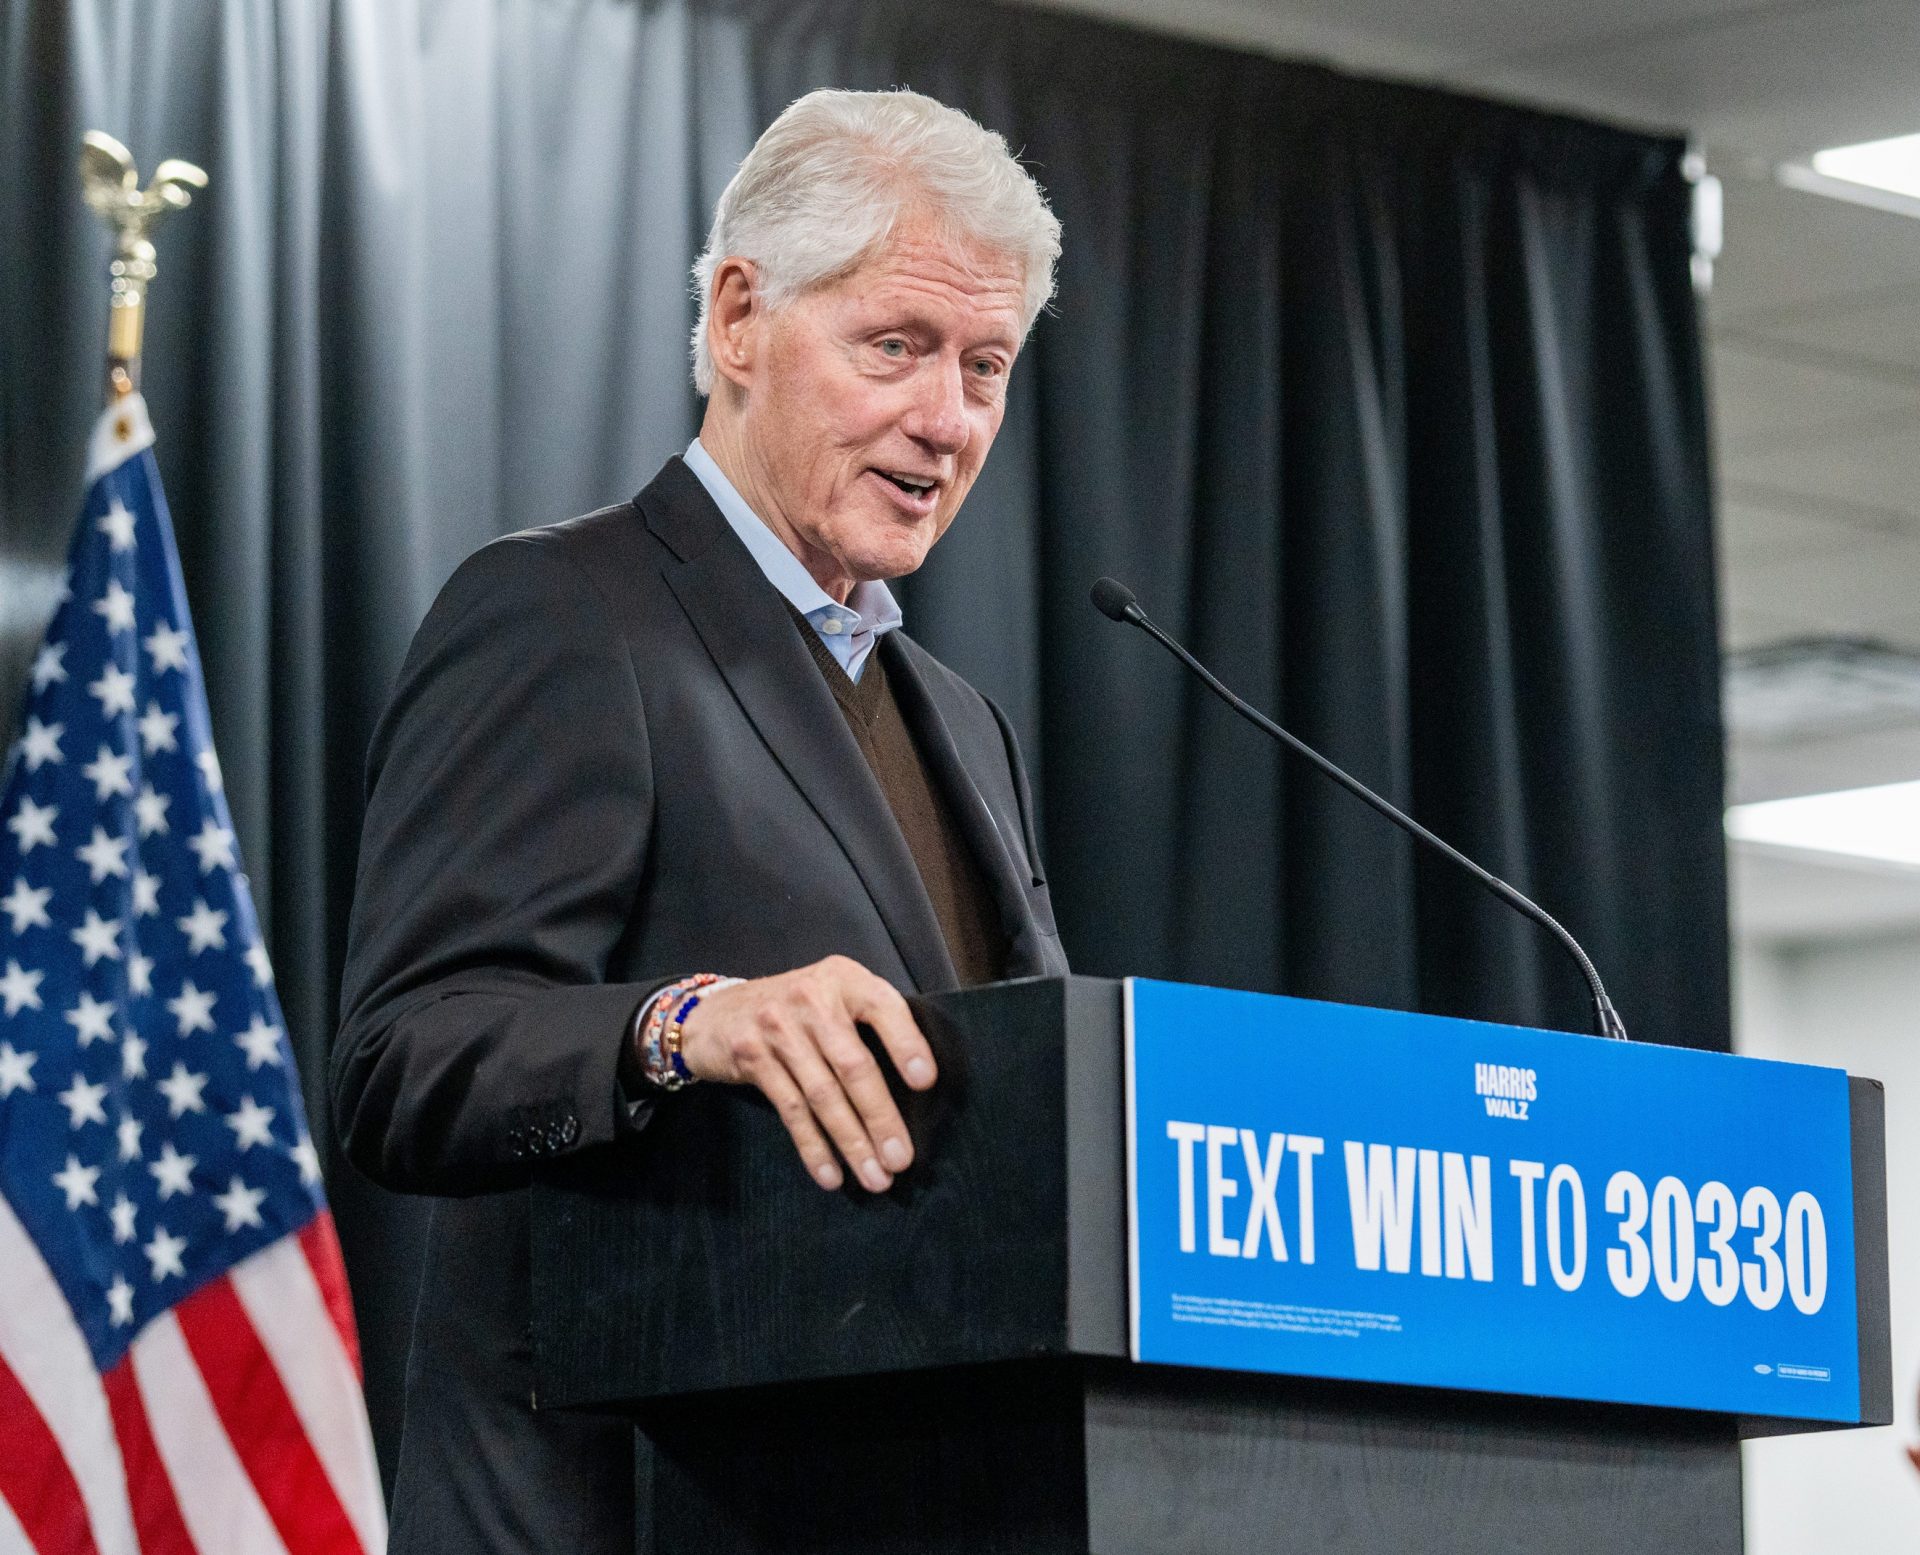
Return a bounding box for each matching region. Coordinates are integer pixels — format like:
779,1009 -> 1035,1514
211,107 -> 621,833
675,956 -> 936,1193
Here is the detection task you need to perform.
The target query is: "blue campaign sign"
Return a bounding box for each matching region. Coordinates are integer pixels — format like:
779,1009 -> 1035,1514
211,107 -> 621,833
1124,979 -> 1861,1421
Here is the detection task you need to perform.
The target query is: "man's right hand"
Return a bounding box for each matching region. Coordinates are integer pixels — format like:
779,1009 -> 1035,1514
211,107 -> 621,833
674,956 -> 937,1194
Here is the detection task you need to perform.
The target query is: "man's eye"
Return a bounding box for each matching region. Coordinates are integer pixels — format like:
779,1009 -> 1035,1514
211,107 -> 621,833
970,358 -> 1001,377
878,339 -> 908,358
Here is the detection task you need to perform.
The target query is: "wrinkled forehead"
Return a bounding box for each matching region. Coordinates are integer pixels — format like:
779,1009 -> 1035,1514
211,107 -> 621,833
820,212 -> 1028,336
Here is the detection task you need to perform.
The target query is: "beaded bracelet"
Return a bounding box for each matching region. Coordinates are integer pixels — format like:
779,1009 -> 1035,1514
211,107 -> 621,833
638,975 -> 714,1090
664,984 -> 723,1084
636,973 -> 740,1091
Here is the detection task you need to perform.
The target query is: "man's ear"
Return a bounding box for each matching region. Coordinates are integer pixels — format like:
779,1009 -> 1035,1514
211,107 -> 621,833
707,258 -> 760,392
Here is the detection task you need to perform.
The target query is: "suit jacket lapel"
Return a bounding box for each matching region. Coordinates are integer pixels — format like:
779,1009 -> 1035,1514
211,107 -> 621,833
640,461 -> 959,994
879,635 -> 1039,970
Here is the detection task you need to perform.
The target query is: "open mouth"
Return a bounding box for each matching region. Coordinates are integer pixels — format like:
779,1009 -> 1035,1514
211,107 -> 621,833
870,468 -> 941,511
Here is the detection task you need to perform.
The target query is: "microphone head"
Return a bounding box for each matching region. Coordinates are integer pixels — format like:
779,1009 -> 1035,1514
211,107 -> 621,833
1090,577 -> 1140,622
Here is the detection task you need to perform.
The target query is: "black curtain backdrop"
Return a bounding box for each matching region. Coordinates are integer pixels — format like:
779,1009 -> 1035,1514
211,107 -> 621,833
1,0 -> 1724,1485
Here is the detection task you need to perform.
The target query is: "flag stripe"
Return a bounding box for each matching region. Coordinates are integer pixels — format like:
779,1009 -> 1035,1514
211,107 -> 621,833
0,1477 -> 44,1555
0,1195 -> 138,1555
171,1277 -> 364,1555
296,1217 -> 363,1382
128,1314 -> 288,1555
99,1362 -> 197,1555
0,1351 -> 99,1555
230,1239 -> 386,1554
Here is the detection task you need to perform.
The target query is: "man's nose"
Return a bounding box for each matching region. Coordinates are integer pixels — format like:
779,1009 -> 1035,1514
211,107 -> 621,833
904,360 -> 970,455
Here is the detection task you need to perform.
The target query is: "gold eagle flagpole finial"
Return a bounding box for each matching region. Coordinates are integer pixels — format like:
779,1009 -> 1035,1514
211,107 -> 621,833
79,131 -> 207,405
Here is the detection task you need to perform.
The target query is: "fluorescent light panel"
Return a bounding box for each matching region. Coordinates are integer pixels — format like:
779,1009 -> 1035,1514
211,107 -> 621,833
1727,779 -> 1920,870
1809,133 -> 1920,201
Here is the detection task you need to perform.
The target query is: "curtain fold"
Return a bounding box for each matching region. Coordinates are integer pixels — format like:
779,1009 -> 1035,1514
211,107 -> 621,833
1,0 -> 1723,1485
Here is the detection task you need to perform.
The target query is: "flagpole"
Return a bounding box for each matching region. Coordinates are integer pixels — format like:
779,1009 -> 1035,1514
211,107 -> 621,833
78,131 -> 207,404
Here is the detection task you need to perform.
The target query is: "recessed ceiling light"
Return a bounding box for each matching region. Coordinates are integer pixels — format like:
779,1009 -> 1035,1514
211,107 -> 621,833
1810,132 -> 1920,200
1776,133 -> 1920,218
1726,779 -> 1920,870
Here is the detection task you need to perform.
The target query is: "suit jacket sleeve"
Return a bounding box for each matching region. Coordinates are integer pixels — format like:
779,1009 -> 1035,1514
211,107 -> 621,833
331,531 -> 662,1195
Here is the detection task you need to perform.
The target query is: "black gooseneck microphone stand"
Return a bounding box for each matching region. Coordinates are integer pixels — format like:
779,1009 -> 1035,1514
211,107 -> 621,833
1090,576 -> 1629,1042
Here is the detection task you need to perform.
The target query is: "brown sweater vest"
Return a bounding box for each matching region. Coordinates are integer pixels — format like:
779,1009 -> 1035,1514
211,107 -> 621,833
790,614 -> 1006,988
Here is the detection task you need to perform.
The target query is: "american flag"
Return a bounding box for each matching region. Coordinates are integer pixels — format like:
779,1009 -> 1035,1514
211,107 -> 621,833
0,397 -> 385,1555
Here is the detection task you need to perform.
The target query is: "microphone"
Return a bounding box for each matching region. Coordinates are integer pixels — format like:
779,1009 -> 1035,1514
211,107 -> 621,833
1089,577 -> 1629,1042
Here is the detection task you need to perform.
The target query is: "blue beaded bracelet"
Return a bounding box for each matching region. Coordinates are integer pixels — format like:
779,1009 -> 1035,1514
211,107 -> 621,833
636,974 -> 741,1091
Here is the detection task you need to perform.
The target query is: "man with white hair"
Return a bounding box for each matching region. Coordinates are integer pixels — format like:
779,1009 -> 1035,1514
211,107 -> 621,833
332,88 -> 1067,1550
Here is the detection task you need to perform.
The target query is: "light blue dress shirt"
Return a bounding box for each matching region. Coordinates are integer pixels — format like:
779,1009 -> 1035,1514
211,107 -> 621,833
683,439 -> 903,683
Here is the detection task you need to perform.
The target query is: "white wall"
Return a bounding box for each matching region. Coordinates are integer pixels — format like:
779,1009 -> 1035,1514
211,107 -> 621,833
1737,929 -> 1920,1554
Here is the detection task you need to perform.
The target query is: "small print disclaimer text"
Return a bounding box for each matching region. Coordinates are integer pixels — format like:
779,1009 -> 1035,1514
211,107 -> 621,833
1169,1294 -> 1403,1339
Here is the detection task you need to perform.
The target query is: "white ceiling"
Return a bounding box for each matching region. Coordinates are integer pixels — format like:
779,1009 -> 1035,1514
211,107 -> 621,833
1023,0 -> 1920,944
1021,0 -> 1920,156
1711,175 -> 1920,664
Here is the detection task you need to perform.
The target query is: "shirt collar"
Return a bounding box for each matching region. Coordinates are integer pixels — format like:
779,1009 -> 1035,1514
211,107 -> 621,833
683,439 -> 903,638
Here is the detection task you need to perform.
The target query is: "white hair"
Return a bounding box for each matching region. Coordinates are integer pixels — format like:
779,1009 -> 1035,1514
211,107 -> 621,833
690,88 -> 1062,394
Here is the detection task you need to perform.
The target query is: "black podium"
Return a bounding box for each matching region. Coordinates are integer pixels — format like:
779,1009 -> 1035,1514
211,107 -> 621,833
529,976 -> 1891,1555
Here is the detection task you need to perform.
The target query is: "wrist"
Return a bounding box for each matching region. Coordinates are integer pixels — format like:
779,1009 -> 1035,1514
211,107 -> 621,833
629,974 -> 739,1091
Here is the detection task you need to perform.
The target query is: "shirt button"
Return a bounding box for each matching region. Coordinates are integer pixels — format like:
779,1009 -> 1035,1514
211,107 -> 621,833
819,616 -> 844,635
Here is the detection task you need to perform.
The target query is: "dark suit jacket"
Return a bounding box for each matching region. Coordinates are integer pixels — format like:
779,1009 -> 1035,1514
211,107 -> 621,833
331,457 -> 1068,1553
